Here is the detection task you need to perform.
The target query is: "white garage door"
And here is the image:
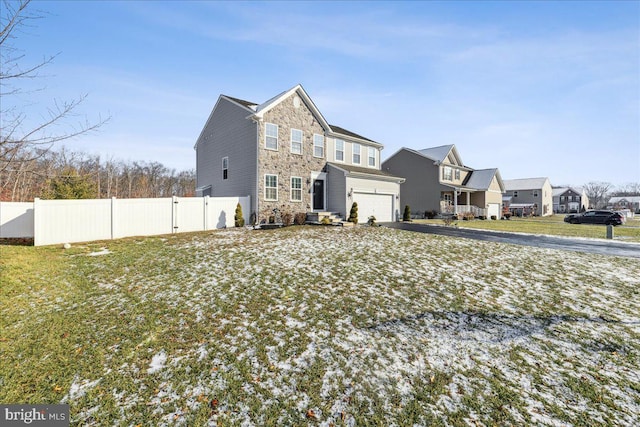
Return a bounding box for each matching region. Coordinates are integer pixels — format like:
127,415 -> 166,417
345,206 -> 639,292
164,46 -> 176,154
353,193 -> 394,223
488,203 -> 500,219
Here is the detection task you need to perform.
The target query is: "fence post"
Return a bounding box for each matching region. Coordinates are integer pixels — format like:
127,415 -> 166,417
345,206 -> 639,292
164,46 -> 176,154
111,197 -> 117,240
204,196 -> 209,230
172,196 -> 178,233
33,198 -> 40,246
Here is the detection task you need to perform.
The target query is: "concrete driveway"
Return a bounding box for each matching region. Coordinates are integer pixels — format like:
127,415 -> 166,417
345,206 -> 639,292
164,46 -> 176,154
383,222 -> 640,259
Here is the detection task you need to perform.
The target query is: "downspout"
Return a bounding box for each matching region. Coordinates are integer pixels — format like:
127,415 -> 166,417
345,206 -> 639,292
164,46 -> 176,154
255,117 -> 260,224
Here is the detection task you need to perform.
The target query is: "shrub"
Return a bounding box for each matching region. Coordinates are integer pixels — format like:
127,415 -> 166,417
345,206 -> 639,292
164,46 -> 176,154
504,212 -> 512,220
403,205 -> 411,221
367,215 -> 377,226
281,212 -> 292,226
491,215 -> 497,220
463,212 -> 475,221
442,215 -> 456,226
425,210 -> 437,219
294,212 -> 307,225
321,217 -> 331,225
348,202 -> 358,224
268,215 -> 275,224
234,203 -> 245,227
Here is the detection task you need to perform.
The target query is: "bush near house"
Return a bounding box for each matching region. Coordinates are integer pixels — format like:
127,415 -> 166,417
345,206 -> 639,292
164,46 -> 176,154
294,212 -> 307,225
348,202 -> 358,224
403,205 -> 411,222
234,203 -> 245,227
281,212 -> 292,226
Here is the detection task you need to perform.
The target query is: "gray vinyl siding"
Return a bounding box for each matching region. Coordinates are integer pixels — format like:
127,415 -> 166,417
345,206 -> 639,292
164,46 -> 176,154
504,180 -> 553,216
195,98 -> 258,214
382,150 -> 442,213
326,165 -> 347,216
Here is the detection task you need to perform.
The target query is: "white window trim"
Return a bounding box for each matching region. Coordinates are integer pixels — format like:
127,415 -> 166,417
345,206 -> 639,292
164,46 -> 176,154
265,123 -> 278,151
352,143 -> 361,165
290,128 -> 303,155
290,176 -> 303,202
313,134 -> 324,158
335,139 -> 345,162
222,156 -> 228,180
442,166 -> 452,181
368,147 -> 376,167
264,174 -> 278,201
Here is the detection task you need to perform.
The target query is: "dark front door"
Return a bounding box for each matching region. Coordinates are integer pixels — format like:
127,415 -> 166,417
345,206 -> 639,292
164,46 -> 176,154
313,179 -> 325,211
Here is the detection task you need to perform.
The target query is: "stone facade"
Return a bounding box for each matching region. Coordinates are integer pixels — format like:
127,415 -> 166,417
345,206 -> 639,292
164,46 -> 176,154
257,93 -> 327,222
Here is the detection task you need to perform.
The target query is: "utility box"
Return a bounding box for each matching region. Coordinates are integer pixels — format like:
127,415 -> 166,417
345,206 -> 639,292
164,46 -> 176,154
606,224 -> 614,239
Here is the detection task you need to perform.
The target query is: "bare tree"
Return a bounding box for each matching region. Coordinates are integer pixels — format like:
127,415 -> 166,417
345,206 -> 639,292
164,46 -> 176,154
583,181 -> 613,209
612,182 -> 640,196
0,0 -> 108,187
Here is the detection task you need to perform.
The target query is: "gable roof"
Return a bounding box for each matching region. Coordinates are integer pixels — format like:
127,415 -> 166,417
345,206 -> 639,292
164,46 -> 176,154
224,95 -> 258,110
196,84 -> 382,149
327,162 -> 405,182
417,145 -> 463,165
503,177 -> 550,191
248,84 -> 331,131
609,196 -> 640,203
329,125 -> 377,144
463,168 -> 503,191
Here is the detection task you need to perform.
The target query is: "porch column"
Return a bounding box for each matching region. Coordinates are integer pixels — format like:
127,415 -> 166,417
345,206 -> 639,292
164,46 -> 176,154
466,191 -> 470,207
453,189 -> 458,213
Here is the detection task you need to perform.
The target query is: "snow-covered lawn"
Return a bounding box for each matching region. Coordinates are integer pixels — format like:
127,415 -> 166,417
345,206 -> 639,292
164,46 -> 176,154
2,226 -> 639,426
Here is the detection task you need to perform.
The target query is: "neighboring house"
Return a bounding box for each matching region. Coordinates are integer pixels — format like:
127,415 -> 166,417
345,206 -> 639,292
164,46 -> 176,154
381,145 -> 505,219
503,177 -> 553,216
194,84 -> 404,223
608,196 -> 640,213
552,187 -> 589,213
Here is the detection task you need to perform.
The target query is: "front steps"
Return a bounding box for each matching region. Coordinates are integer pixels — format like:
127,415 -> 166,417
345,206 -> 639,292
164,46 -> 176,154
306,212 -> 355,227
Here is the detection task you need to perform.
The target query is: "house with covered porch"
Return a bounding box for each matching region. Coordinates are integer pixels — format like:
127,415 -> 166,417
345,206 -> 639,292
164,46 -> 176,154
381,145 -> 505,219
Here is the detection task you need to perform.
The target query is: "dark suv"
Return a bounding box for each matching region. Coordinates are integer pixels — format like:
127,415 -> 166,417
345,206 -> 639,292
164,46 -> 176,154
564,210 -> 625,226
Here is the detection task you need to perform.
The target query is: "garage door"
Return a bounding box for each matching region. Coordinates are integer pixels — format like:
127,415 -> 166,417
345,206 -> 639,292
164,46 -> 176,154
353,193 -> 394,223
488,203 -> 500,219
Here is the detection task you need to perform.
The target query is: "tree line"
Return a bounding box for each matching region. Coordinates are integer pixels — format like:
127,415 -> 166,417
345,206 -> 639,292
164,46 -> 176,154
0,147 -> 195,201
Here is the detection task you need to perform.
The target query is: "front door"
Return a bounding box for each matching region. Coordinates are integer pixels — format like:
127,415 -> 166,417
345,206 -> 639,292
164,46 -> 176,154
313,179 -> 325,211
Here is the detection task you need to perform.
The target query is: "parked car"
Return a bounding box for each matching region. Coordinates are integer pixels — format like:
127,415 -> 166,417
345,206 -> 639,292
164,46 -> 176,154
564,210 -> 625,226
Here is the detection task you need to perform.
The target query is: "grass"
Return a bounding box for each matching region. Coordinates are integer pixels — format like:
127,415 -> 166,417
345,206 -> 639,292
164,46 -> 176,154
413,214 -> 640,242
1,226 -> 639,426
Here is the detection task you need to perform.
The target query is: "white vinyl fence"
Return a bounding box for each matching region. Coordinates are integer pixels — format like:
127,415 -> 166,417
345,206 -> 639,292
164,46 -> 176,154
0,202 -> 34,238
0,196 -> 249,246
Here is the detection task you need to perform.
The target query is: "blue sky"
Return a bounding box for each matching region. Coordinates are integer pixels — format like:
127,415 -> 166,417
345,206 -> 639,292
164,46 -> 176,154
9,0 -> 640,187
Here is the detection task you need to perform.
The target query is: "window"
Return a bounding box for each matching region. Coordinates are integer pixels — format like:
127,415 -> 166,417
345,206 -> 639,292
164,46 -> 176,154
265,123 -> 278,150
513,191 -> 519,198
291,129 -> 303,154
560,196 -> 565,202
352,143 -> 361,164
264,174 -> 277,200
222,157 -> 228,180
313,134 -> 324,158
368,147 -> 376,167
335,139 -> 344,162
291,177 -> 302,201
442,166 -> 453,181
455,169 -> 460,180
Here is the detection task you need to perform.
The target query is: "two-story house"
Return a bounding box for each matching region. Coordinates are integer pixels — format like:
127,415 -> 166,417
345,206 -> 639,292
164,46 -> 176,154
608,196 -> 640,213
552,187 -> 589,213
503,177 -> 553,216
381,145 -> 505,218
194,84 -> 404,223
